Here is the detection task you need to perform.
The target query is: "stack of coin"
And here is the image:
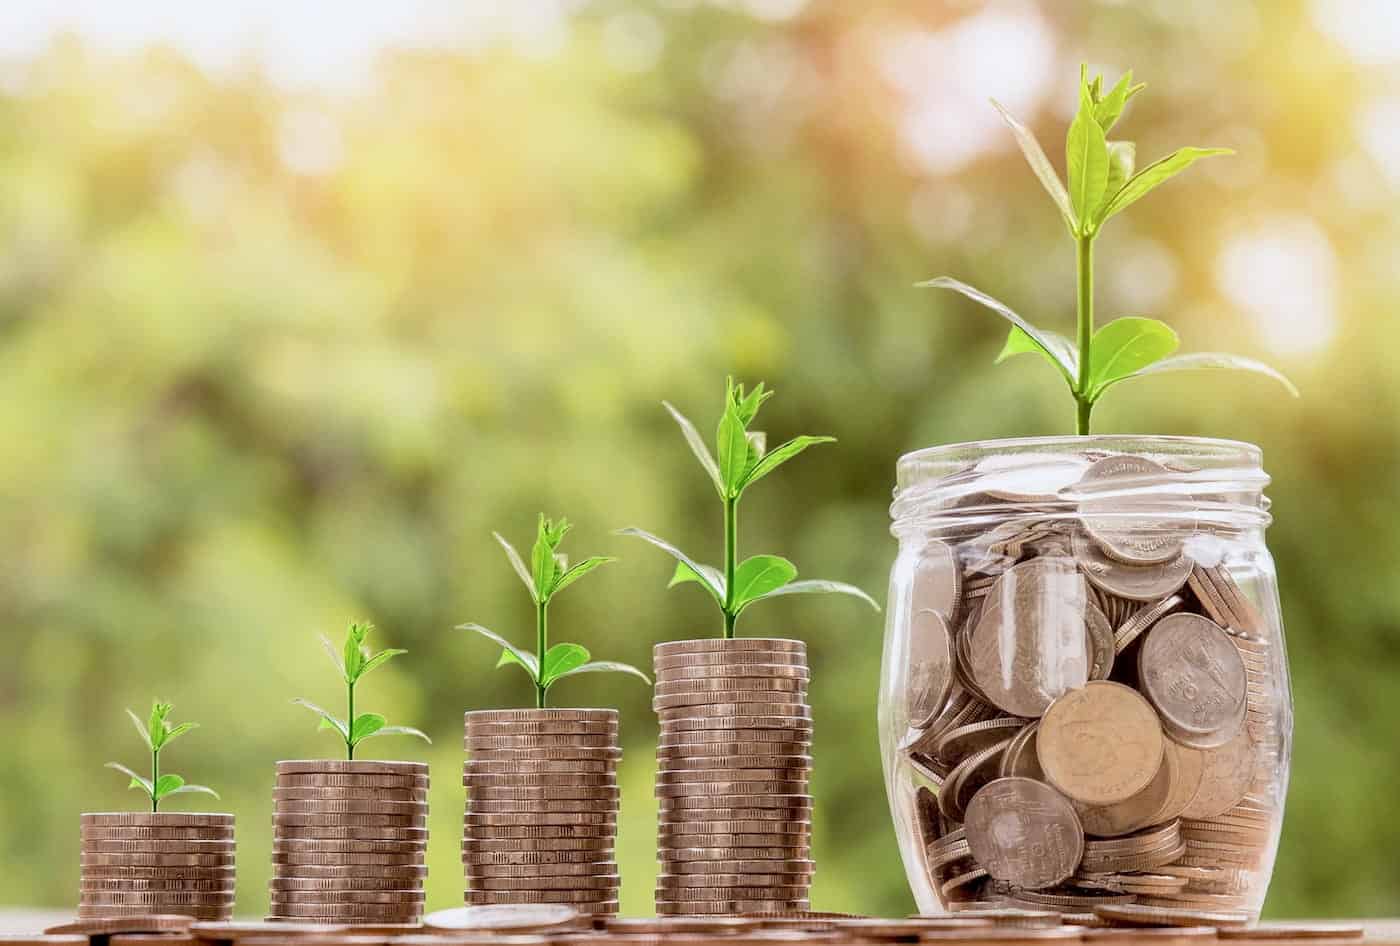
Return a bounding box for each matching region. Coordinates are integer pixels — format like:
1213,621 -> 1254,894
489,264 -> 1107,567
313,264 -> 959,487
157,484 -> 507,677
79,812 -> 235,920
653,638 -> 814,915
462,709 -> 621,915
892,453 -> 1286,924
269,760 -> 428,923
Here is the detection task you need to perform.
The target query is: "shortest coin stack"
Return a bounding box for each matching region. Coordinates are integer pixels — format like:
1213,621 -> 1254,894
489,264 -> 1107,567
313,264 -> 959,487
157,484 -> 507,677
79,813 -> 236,920
653,638 -> 815,916
269,760 -> 428,924
463,709 -> 622,915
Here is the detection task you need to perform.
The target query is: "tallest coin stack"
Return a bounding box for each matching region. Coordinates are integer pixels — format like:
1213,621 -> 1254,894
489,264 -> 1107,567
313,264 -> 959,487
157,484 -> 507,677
653,638 -> 815,915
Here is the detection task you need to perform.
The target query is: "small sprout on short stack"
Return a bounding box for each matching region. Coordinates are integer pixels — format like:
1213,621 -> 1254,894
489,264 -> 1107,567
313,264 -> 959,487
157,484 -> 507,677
107,701 -> 219,812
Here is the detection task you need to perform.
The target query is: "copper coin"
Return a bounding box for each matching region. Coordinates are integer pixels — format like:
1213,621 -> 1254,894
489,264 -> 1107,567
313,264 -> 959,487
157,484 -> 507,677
660,821 -> 811,836
466,860 -> 614,878
467,800 -> 618,815
1039,681 -> 1165,805
656,704 -> 811,720
47,916 -> 196,935
469,873 -> 620,891
464,734 -> 617,749
76,841 -> 231,856
654,677 -> 806,696
1074,533 -> 1193,603
465,758 -> 616,774
463,773 -> 616,788
655,639 -> 805,656
265,904 -> 421,918
968,558 -> 1092,717
77,893 -> 236,906
269,890 -> 423,903
467,747 -> 622,762
272,863 -> 427,877
461,828 -> 614,843
269,876 -> 426,890
656,873 -> 812,888
1076,455 -> 1189,565
963,777 -> 1084,890
1179,728 -> 1256,819
465,721 -> 618,736
655,780 -> 808,798
80,854 -> 236,868
659,728 -> 812,746
654,902 -> 809,916
653,693 -> 807,711
275,761 -> 427,776
467,784 -> 619,799
80,879 -> 233,892
466,708 -> 616,723
465,812 -> 614,826
1093,904 -> 1249,929
80,867 -> 235,880
657,664 -> 811,683
275,774 -> 428,789
81,827 -> 235,841
1140,613 -> 1247,739
657,742 -> 810,760
462,838 -> 612,852
462,850 -> 612,867
660,794 -> 811,810
464,889 -> 614,904
659,755 -> 813,773
272,826 -> 427,841
81,814 -> 233,827
662,847 -> 811,861
273,787 -> 427,802
271,838 -> 425,853
664,859 -> 815,875
274,800 -> 428,814
657,769 -> 809,785
661,716 -> 813,734
1217,925 -> 1364,940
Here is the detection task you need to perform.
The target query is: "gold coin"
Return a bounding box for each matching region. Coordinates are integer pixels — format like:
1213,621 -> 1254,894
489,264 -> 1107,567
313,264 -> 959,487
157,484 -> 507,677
1039,681 -> 1164,805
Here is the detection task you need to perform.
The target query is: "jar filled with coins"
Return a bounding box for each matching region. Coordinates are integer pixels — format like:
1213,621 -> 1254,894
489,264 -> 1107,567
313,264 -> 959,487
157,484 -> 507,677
879,437 -> 1290,923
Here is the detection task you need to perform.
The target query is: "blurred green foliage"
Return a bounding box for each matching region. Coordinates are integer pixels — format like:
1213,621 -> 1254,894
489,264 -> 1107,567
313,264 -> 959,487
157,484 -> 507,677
1,0 -> 1398,921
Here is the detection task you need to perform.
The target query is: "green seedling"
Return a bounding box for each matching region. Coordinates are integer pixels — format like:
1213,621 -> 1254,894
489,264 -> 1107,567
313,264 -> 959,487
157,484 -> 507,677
293,621 -> 430,760
106,701 -> 219,812
922,66 -> 1297,434
620,378 -> 879,639
460,515 -> 650,709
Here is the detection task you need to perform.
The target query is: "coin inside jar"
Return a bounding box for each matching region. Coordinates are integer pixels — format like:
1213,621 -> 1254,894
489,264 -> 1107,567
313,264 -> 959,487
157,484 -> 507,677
1038,681 -> 1165,805
1139,613 -> 1247,742
963,777 -> 1085,890
968,558 -> 1091,717
1075,456 -> 1191,566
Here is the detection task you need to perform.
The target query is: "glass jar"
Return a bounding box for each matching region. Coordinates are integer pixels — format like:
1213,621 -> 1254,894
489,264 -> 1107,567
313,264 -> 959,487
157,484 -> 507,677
879,436 -> 1291,921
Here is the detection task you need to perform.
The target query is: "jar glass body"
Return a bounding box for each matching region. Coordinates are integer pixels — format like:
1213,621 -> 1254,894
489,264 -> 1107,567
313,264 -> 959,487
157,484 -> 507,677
878,436 -> 1291,919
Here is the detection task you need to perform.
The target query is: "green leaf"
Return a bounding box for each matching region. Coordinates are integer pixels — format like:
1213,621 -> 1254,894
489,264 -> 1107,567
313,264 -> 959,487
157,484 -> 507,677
664,401 -> 724,497
540,643 -> 591,685
920,278 -> 1079,386
160,722 -> 198,748
1066,101 -> 1109,230
358,648 -> 406,679
990,98 -> 1076,233
616,528 -> 724,607
343,626 -> 366,682
1093,72 -> 1141,132
995,326 -> 1083,391
493,532 -> 539,604
1103,141 -> 1135,210
147,702 -> 171,750
530,515 -> 561,602
669,560 -> 726,599
549,556 -> 616,598
548,660 -> 652,687
125,709 -> 153,751
1086,317 -> 1179,399
739,436 -> 835,493
319,633 -> 347,681
106,762 -> 153,797
747,579 -> 881,612
716,404 -> 750,498
358,724 -> 431,744
165,783 -> 220,799
153,774 -> 185,800
456,623 -> 540,681
1104,352 -> 1299,398
1099,147 -> 1233,224
291,698 -> 350,741
349,713 -> 386,744
730,555 -> 798,610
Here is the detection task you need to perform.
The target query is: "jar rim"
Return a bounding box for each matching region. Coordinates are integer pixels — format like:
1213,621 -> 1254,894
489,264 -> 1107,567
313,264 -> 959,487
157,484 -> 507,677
897,435 -> 1261,477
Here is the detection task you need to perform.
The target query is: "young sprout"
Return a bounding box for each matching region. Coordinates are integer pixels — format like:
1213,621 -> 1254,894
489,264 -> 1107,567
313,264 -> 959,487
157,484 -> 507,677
293,621 -> 431,760
619,378 -> 879,639
106,701 -> 219,813
459,515 -> 650,709
921,66 -> 1297,435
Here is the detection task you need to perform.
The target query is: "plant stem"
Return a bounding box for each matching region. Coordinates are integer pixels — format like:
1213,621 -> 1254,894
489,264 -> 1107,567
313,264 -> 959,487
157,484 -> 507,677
151,746 -> 159,813
536,601 -> 549,709
723,496 -> 738,640
1075,233 -> 1095,435
346,679 -> 355,761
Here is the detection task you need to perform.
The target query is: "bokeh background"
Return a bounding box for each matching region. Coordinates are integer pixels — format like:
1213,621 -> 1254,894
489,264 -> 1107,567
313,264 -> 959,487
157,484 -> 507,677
2,0 -> 1398,921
